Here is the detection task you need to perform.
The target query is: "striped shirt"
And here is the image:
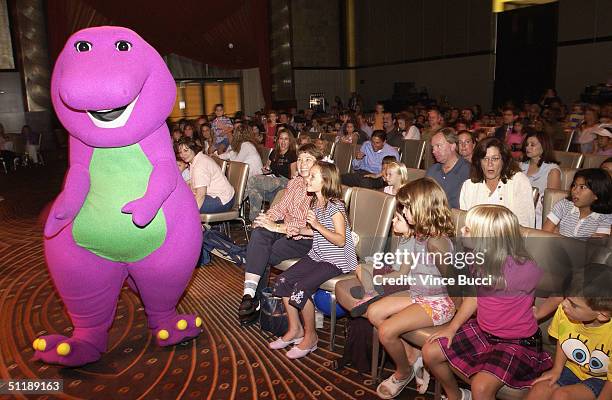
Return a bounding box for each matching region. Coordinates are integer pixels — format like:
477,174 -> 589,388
266,176 -> 310,240
547,199 -> 611,238
308,200 -> 358,273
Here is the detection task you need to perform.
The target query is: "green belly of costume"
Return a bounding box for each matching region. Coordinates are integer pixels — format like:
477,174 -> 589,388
72,145 -> 167,262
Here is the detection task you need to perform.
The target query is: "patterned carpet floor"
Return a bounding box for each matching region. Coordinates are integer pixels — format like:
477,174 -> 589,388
0,161 -> 432,400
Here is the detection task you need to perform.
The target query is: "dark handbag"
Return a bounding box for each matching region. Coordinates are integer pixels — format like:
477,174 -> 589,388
335,317 -> 373,374
259,288 -> 288,337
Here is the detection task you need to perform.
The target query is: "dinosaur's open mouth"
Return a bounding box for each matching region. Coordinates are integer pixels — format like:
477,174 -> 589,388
86,95 -> 139,129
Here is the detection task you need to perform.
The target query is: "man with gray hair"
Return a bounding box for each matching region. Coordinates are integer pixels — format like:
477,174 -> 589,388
426,128 -> 471,208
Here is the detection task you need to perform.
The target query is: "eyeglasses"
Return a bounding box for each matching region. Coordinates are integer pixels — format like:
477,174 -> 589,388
481,156 -> 502,163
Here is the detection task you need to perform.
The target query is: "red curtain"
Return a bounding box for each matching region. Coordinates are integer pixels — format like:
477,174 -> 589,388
46,0 -> 271,108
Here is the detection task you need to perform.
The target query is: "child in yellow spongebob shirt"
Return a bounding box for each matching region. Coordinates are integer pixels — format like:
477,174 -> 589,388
526,297 -> 611,400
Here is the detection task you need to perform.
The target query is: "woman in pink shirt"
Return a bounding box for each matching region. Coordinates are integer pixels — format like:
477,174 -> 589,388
177,138 -> 234,213
423,205 -> 552,400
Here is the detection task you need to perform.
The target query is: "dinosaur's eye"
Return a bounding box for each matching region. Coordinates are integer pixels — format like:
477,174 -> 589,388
75,41 -> 92,52
115,41 -> 132,52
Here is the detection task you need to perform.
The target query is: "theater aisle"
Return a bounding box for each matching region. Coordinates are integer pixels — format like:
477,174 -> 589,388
0,162 -> 432,400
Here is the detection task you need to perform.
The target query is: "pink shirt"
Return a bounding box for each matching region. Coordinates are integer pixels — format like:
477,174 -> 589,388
189,152 -> 234,205
506,132 -> 524,158
476,256 -> 542,339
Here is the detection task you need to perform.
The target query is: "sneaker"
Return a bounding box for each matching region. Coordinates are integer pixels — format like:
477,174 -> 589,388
238,294 -> 258,317
441,388 -> 472,400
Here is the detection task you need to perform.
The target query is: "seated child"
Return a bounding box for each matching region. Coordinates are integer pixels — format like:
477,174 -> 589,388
364,155 -> 397,181
543,168 -> 611,239
526,264 -> 611,400
384,161 -> 409,195
356,178 -> 457,397
423,205 -> 553,400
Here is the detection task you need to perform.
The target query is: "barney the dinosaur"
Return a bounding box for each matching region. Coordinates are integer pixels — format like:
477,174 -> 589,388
33,26 -> 203,367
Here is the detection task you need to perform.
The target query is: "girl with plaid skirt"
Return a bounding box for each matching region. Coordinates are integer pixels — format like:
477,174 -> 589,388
422,205 -> 553,400
269,161 -> 357,359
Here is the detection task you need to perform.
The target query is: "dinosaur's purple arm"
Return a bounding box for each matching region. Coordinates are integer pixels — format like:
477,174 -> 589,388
121,125 -> 178,227
44,137 -> 93,238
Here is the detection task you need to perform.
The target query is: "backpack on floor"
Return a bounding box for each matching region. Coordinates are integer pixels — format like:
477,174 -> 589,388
199,228 -> 246,266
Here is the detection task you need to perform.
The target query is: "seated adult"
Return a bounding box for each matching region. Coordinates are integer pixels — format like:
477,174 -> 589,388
383,112 -> 403,147
519,130 -> 561,228
460,137 -> 535,227
218,125 -> 263,178
426,128 -> 471,209
238,144 -> 323,325
341,130 -> 399,189
246,128 -> 297,220
177,138 -> 235,213
457,130 -> 475,162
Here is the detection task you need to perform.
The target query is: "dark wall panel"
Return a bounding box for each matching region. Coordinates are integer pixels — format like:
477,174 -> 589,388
291,0 -> 340,67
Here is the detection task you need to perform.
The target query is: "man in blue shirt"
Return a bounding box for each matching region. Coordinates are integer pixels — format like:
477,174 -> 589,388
425,128 -> 471,208
341,130 -> 399,188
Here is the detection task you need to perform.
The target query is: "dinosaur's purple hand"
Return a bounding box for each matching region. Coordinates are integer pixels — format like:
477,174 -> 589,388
122,197 -> 160,227
44,164 -> 90,238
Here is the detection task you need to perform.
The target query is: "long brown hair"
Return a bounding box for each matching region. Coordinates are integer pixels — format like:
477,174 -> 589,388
272,128 -> 297,162
309,161 -> 343,209
231,124 -> 258,153
396,177 -> 455,238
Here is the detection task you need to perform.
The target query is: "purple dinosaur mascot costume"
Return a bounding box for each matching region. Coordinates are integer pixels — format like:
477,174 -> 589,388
33,26 -> 203,367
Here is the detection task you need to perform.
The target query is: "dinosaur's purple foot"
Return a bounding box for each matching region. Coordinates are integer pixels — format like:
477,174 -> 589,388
32,335 -> 102,367
153,314 -> 203,346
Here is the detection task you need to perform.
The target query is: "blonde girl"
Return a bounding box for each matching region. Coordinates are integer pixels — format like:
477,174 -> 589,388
270,162 -> 357,359
423,205 -> 552,400
383,161 -> 409,195
366,178 -> 457,398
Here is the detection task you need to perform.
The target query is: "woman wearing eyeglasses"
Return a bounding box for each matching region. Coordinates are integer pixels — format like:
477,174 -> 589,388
459,137 -> 535,228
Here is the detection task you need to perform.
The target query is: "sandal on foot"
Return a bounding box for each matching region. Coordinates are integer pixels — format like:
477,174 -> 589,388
376,370 -> 415,399
413,356 -> 431,394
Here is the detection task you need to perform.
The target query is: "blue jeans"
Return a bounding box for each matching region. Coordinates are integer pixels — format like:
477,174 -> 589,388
557,366 -> 605,397
199,194 -> 235,214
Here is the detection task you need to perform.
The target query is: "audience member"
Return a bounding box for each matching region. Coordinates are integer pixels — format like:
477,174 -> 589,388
426,128 -> 471,209
368,179 -> 457,398
543,168 -> 611,238
423,205 -> 552,400
177,138 -> 235,213
210,103 -> 233,147
520,131 -> 561,228
397,112 -> 420,140
373,102 -> 385,131
457,130 -> 475,162
218,125 -> 264,177
383,161 -> 408,195
460,138 -> 535,227
593,125 -> 612,156
383,112 -> 403,147
526,265 -> 612,400
422,109 -> 444,142
341,130 -> 399,189
238,144 -> 323,325
576,107 -> 600,153
506,119 -> 526,159
494,106 -> 518,141
246,129 -> 297,220
270,162 -> 357,359
264,110 -> 279,149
